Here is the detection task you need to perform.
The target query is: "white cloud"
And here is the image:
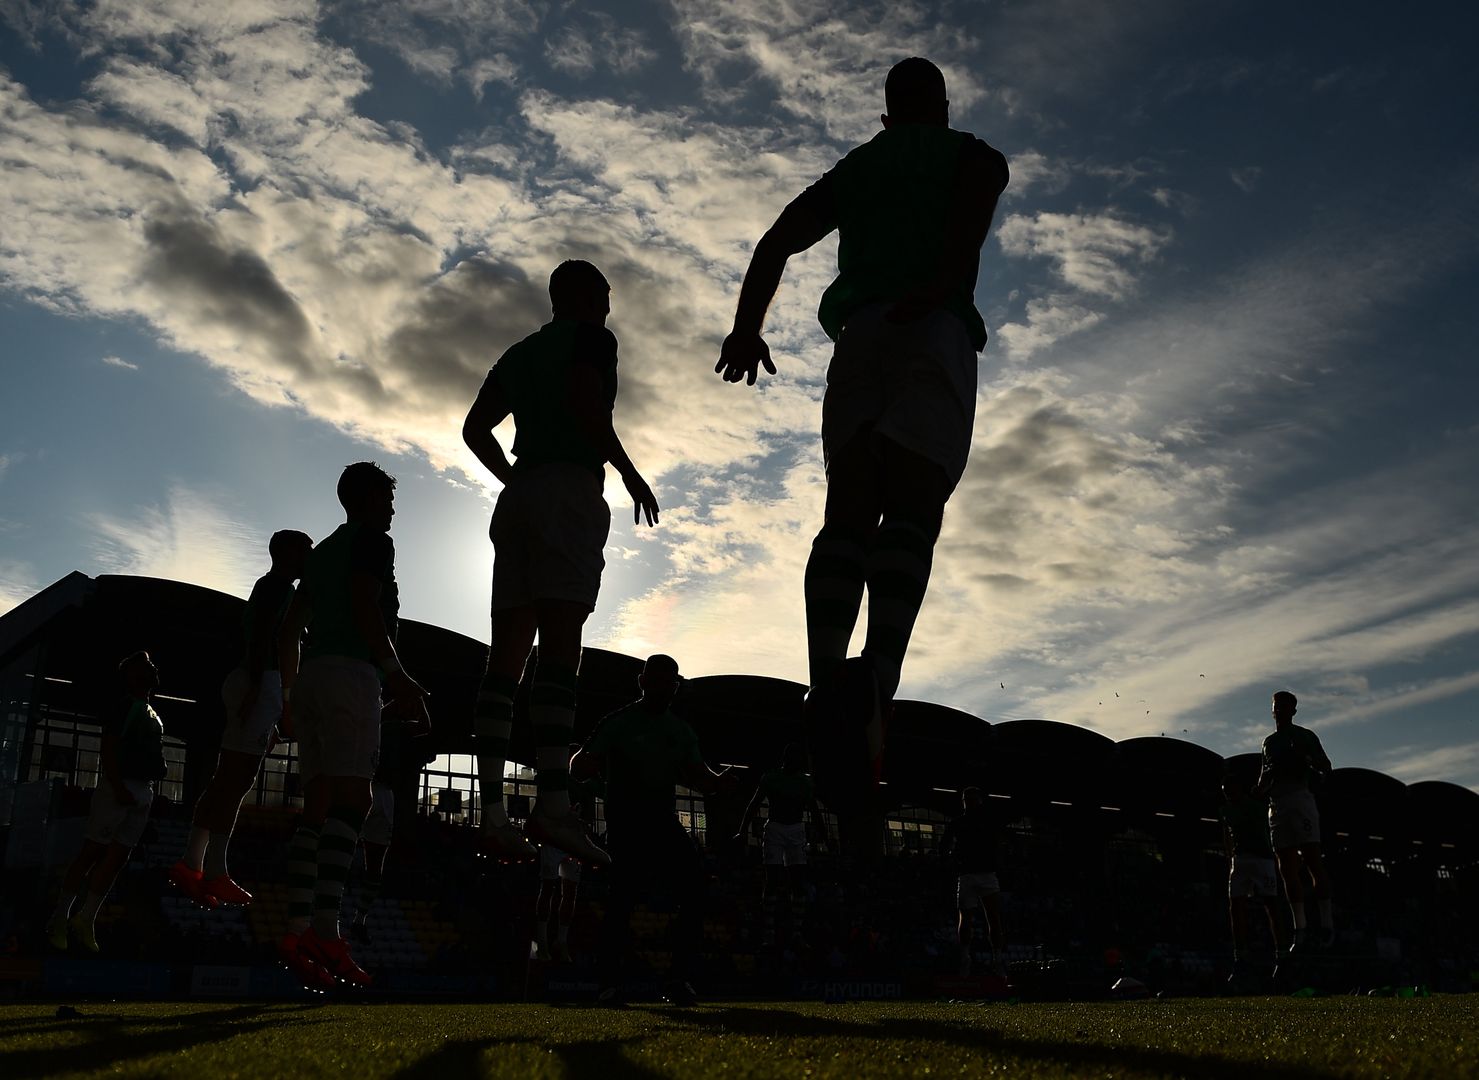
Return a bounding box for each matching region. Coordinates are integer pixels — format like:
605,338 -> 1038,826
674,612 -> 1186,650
1231,166 -> 1263,192
997,211 -> 1172,300
995,295 -> 1104,363
86,484 -> 264,598
101,355 -> 140,371
1379,739 -> 1479,794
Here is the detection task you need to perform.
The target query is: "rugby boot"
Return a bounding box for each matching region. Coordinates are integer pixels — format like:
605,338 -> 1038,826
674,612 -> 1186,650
527,809 -> 611,867
202,874 -> 253,906
167,860 -> 220,909
299,926 -> 373,988
68,915 -> 99,954
277,931 -> 335,992
476,821 -> 538,861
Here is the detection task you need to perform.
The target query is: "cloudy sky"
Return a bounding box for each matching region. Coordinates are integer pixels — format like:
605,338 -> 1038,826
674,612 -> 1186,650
2,1 -> 1476,787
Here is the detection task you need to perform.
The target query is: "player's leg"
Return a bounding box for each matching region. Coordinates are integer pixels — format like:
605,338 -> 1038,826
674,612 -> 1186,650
68,840 -> 133,952
299,772 -> 373,985
194,749 -> 263,903
1301,844 -> 1334,944
47,838 -> 106,947
524,599 -> 607,864
597,829 -> 639,1002
534,871 -> 557,960
662,818 -> 704,1005
955,876 -> 975,976
760,825 -> 782,946
981,886 -> 1006,974
862,437 -> 949,704
553,874 -> 579,963
805,431 -> 880,689
475,604 -> 538,858
1274,846 -> 1307,948
785,861 -> 808,945
351,839 -> 389,943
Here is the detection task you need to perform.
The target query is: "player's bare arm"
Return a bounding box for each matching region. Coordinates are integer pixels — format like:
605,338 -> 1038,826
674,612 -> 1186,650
734,782 -> 765,843
682,760 -> 737,796
349,570 -> 426,708
716,198 -> 836,386
569,747 -> 603,783
461,377 -> 515,487
276,589 -> 309,739
568,361 -> 659,526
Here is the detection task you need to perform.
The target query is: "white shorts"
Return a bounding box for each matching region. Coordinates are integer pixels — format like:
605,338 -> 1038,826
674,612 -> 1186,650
490,463 -> 610,613
83,779 -> 153,847
822,303 -> 978,495
957,872 -> 1001,910
220,668 -> 282,756
362,781 -> 395,847
763,820 -> 808,867
1269,790 -> 1321,850
295,656 -> 382,781
540,844 -> 582,883
1229,854 -> 1278,899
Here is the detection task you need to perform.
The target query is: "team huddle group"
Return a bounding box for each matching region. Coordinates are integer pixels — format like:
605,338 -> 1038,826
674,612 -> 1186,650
39,58 -> 1336,999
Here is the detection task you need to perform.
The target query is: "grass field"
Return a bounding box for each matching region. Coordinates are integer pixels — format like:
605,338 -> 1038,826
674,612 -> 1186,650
2,997 -> 1475,1079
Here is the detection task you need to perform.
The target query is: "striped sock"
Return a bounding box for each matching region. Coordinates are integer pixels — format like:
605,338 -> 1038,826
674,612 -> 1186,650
804,522 -> 872,687
312,807 -> 365,941
285,822 -> 320,935
474,672 -> 518,829
862,518 -> 935,701
531,659 -> 579,815
356,869 -> 384,920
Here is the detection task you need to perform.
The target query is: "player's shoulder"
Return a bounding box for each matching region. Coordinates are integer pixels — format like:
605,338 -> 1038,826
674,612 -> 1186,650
573,322 -> 618,356
955,130 -> 1009,188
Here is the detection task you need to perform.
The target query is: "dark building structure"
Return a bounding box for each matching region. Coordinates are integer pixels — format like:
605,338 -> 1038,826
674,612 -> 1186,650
3,572 -> 1477,993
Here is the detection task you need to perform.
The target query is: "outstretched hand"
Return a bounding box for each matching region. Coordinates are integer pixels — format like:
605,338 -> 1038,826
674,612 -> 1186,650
715,330 -> 776,386
623,469 -> 660,527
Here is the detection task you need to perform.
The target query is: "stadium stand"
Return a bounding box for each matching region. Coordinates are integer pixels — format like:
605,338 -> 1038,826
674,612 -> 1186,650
2,572 -> 1477,999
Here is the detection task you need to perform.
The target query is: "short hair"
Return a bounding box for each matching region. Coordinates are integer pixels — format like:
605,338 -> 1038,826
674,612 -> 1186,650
118,650 -> 152,678
268,529 -> 313,562
1273,690 -> 1298,710
337,461 -> 396,512
644,653 -> 680,677
885,57 -> 947,120
962,785 -> 983,801
549,260 -> 609,312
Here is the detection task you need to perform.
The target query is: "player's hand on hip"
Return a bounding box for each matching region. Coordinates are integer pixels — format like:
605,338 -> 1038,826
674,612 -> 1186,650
622,469 -> 660,527
386,669 -> 428,706
716,330 -> 776,386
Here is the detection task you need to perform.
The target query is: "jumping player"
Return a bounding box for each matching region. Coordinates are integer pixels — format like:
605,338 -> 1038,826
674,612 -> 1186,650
939,787 -> 1007,977
276,462 -> 427,988
170,530 -> 312,908
1255,690 -> 1334,950
1221,773 -> 1285,979
570,654 -> 733,1006
46,652 -> 167,953
716,58 -> 1009,821
734,744 -> 823,947
462,259 -> 660,865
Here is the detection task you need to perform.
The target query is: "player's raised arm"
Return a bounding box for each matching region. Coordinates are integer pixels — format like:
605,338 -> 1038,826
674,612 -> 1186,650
717,191 -> 836,386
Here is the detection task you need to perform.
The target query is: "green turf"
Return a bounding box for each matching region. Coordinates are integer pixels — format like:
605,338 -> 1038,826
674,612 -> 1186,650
1,997 -> 1474,1079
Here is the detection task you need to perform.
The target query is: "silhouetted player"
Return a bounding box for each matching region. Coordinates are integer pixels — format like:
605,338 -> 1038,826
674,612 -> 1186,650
277,462 -> 427,989
171,530 -> 312,908
1255,690 -> 1334,950
716,57 -> 1009,819
734,743 -> 823,947
570,654 -> 732,1006
939,787 -> 1006,976
1221,774 -> 1285,978
462,260 -> 659,866
47,651 -> 167,953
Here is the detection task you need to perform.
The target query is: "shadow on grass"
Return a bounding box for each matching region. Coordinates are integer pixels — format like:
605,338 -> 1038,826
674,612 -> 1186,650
630,1004 -> 1341,1080
1,1003 -> 328,1078
389,1034 -> 663,1080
